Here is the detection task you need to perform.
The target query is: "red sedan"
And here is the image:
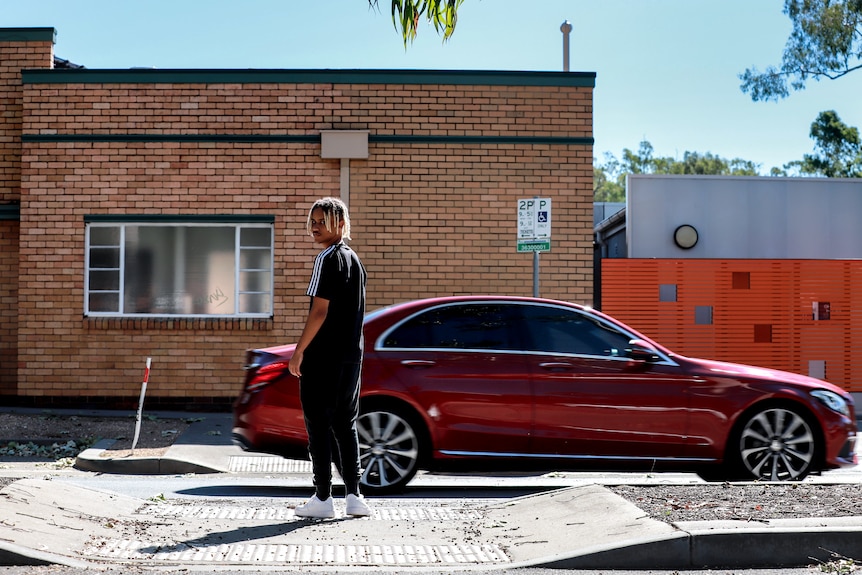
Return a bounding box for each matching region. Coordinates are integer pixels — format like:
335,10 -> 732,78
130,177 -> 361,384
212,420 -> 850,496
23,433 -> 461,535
233,296 -> 858,493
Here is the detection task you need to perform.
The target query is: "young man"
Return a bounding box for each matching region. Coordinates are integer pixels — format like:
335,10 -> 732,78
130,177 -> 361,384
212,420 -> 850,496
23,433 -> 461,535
288,197 -> 370,519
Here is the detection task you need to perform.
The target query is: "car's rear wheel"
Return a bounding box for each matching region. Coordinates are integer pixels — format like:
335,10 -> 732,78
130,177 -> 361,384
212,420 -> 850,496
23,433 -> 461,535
728,404 -> 820,481
356,405 -> 425,494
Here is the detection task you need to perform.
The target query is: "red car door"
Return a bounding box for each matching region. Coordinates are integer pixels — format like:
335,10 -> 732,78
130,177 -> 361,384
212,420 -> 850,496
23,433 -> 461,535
373,303 -> 532,456
519,304 -> 698,461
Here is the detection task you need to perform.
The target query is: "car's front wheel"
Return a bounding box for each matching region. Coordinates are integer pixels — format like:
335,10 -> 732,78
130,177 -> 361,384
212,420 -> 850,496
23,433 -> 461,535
729,404 -> 820,481
356,405 -> 425,494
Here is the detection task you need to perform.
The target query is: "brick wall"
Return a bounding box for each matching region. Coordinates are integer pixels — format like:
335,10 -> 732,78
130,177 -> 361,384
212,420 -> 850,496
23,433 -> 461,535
0,220 -> 19,394
11,67 -> 594,406
355,142 -> 594,301
0,31 -> 53,203
0,30 -> 53,398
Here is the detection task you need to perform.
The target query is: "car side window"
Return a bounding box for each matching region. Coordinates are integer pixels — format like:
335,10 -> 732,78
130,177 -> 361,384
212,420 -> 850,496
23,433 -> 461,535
383,304 -> 523,350
520,305 -> 632,357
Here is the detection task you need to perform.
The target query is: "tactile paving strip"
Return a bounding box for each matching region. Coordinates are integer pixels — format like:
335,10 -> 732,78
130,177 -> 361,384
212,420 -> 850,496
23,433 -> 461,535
83,540 -> 510,566
140,503 -> 482,521
228,456 -> 312,473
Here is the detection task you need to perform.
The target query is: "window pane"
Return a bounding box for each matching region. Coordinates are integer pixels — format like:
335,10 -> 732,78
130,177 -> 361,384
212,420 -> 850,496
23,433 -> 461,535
385,304 -> 521,350
239,293 -> 271,314
89,270 -> 120,291
90,247 -> 120,269
240,271 -> 270,292
89,292 -> 119,312
521,306 -> 631,357
187,227 -> 235,314
123,226 -> 235,315
123,246 -> 153,313
240,227 -> 271,247
90,227 -> 120,246
240,248 -> 271,270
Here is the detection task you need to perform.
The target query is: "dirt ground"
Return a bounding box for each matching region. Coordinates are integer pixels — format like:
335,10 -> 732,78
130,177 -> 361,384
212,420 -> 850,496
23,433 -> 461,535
609,482 -> 862,523
0,412 -> 190,454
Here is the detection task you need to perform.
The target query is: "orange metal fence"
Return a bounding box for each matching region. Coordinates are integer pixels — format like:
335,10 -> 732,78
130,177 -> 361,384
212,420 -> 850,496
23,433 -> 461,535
600,259 -> 862,393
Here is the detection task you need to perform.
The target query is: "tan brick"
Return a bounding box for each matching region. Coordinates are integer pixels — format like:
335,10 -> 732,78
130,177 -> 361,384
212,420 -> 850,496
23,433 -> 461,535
6,41 -> 594,403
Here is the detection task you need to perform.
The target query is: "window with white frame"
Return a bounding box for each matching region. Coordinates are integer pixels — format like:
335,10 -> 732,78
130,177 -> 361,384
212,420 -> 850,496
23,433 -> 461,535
85,216 -> 274,317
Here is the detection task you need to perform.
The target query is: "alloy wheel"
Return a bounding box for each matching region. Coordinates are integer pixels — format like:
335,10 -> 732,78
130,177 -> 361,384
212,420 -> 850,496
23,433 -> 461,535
738,407 -> 816,481
356,409 -> 421,493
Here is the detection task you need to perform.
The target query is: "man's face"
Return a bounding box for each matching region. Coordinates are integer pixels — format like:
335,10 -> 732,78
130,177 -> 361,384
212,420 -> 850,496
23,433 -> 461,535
309,207 -> 342,247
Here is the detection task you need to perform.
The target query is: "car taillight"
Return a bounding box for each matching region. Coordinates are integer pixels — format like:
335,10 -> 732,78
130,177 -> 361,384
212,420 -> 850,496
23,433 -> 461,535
246,360 -> 291,392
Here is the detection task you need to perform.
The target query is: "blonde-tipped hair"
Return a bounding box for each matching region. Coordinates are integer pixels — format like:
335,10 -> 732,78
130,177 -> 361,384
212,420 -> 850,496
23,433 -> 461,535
306,197 -> 351,241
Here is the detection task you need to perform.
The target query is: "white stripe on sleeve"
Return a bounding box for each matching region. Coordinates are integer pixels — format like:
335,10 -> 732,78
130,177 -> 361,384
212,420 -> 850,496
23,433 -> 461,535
307,244 -> 336,296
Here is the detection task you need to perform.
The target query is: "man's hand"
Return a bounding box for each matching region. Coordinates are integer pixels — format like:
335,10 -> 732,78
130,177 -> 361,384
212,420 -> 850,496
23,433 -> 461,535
288,350 -> 303,377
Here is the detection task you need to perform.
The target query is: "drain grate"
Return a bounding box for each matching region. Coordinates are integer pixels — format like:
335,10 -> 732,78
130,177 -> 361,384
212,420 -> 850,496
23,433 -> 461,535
229,456 -> 312,473
84,539 -> 510,566
140,503 -> 482,521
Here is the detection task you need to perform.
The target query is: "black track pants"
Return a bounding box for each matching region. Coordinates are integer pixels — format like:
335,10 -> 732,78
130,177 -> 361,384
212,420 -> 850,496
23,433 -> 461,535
299,359 -> 362,500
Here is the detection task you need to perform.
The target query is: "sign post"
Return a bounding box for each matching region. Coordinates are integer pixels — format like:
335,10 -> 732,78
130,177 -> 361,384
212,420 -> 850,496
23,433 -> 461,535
517,198 -> 551,297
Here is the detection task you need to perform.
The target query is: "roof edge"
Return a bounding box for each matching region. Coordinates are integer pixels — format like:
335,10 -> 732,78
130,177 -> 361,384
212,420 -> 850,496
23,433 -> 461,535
0,28 -> 56,43
21,68 -> 596,87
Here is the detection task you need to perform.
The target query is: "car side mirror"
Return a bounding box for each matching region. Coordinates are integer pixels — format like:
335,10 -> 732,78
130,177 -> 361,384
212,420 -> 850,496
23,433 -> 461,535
626,339 -> 662,363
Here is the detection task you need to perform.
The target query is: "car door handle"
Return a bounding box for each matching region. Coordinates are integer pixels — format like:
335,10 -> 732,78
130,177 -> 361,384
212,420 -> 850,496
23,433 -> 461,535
539,362 -> 573,371
401,359 -> 437,368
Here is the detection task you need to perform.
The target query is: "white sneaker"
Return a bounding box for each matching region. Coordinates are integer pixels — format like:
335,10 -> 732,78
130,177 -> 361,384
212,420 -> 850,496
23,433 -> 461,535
345,493 -> 370,517
294,495 -> 335,519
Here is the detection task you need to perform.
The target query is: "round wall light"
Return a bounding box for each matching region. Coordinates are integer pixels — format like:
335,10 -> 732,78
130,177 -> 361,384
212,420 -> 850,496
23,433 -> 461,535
673,224 -> 699,249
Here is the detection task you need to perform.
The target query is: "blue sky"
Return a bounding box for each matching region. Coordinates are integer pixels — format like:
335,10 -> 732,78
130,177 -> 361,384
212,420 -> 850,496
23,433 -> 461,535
5,0 -> 860,173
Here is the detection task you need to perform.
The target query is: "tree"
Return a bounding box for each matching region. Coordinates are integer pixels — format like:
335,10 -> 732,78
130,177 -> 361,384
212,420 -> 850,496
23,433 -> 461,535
785,110 -> 862,176
651,152 -> 759,176
593,141 -> 655,202
369,0 -> 465,46
594,140 -> 762,200
740,0 -> 862,102
593,164 -> 625,202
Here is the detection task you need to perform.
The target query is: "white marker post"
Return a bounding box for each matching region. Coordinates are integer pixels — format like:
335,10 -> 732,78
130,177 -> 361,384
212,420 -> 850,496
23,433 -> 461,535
131,357 -> 152,455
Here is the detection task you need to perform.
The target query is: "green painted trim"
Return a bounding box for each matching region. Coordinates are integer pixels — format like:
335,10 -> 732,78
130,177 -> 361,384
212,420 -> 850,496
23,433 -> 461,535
84,214 -> 275,224
0,28 -> 56,43
24,133 -> 593,146
22,68 -> 596,87
0,204 -> 21,221
371,135 -> 594,146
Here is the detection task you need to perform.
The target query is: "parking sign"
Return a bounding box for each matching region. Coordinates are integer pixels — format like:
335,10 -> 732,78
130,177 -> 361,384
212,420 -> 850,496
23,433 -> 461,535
517,198 -> 551,252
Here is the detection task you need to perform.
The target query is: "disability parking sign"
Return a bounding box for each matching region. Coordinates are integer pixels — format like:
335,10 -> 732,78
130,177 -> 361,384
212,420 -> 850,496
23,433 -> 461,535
517,198 -> 551,252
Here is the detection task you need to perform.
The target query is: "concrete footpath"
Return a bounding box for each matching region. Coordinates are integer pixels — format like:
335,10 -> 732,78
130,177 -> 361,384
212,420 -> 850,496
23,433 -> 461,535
1,411 -> 861,571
